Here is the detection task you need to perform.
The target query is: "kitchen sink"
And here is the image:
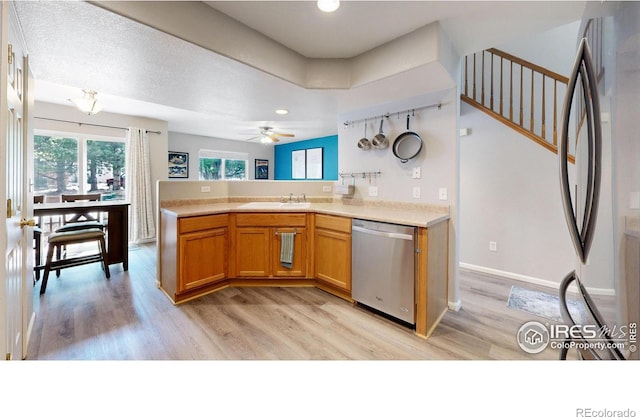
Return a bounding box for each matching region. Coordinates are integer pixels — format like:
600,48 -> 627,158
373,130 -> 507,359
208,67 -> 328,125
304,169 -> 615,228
238,201 -> 311,209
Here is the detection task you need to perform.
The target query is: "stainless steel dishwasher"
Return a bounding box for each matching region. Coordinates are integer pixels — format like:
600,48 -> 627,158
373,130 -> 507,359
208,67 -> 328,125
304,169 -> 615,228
351,219 -> 416,325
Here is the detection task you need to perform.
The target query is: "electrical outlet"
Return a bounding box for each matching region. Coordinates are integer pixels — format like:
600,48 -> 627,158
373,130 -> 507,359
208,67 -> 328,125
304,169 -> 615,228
200,186 -> 211,193
412,167 -> 421,179
368,186 -> 378,197
489,241 -> 497,252
413,187 -> 421,198
323,185 -> 332,193
439,187 -> 447,201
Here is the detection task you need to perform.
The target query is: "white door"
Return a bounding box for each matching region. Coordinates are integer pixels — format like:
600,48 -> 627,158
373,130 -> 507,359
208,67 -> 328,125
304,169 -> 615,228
1,2 -> 34,361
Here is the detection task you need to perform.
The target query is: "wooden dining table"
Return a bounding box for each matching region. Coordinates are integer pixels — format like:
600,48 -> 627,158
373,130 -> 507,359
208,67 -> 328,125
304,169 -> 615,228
34,200 -> 130,270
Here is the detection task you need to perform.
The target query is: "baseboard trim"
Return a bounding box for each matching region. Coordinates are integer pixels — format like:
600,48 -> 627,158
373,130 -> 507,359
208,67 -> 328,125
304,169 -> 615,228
459,262 -> 615,296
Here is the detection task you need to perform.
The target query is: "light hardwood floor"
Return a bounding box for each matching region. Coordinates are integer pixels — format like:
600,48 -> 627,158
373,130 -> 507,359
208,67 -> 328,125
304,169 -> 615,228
27,242 -> 567,360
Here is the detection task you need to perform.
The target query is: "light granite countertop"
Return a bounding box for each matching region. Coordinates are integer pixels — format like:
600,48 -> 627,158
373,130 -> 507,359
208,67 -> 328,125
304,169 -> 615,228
160,199 -> 449,228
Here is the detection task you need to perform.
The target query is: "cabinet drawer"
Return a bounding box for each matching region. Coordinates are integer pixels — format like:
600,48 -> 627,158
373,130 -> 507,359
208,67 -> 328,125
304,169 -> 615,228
235,213 -> 306,227
179,214 -> 229,234
315,214 -> 351,234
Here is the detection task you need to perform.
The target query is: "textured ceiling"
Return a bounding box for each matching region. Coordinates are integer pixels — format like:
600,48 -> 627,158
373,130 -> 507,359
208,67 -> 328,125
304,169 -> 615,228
14,1 -> 586,142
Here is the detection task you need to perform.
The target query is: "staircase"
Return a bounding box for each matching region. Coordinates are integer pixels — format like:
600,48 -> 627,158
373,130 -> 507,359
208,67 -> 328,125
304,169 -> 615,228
461,47 -> 574,163
461,19 -> 606,165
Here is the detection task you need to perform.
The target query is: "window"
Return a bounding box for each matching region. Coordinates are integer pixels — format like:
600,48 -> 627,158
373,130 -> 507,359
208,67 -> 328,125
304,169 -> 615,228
34,134 -> 126,200
198,149 -> 248,180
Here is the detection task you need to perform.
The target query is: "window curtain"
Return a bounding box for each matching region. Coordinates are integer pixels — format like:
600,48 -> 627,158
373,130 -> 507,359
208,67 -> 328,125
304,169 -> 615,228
126,127 -> 156,243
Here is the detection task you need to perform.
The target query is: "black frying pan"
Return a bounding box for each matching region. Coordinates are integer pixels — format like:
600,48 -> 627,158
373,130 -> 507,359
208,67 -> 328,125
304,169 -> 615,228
392,114 -> 423,163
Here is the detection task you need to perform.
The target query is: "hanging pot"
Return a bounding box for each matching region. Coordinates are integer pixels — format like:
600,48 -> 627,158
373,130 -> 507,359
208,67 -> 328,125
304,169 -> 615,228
357,120 -> 371,150
392,114 -> 423,163
371,118 -> 388,149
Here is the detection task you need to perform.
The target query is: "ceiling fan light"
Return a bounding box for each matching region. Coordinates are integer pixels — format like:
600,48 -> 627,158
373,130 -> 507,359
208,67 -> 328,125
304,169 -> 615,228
260,136 -> 274,144
317,0 -> 339,13
69,89 -> 102,115
275,109 -> 289,115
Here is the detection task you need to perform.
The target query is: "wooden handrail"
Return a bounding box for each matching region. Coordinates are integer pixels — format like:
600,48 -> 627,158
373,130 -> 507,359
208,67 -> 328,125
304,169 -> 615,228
486,48 -> 569,84
462,46 -> 575,163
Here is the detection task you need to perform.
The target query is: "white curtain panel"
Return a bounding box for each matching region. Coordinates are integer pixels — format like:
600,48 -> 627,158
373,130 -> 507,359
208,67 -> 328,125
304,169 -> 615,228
126,127 -> 156,243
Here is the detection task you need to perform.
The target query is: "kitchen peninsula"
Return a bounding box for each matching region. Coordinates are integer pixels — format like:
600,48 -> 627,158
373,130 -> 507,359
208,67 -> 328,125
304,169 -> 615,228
158,181 -> 449,339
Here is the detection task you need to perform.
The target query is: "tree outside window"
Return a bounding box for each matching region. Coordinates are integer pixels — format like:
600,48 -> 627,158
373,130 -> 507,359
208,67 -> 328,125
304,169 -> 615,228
198,150 -> 248,181
34,134 -> 126,200
87,140 -> 125,192
199,158 -> 221,180
34,136 -> 78,194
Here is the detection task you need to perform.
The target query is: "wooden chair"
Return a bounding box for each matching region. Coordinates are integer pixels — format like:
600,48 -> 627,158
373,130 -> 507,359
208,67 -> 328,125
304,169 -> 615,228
42,195 -> 62,232
40,228 -> 110,295
55,194 -> 106,275
58,193 -> 104,231
33,195 -> 44,284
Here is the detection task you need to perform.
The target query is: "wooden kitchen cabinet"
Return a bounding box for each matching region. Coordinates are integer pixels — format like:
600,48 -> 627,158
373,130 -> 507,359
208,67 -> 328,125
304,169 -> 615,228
160,212 -> 229,302
314,214 -> 351,294
234,227 -> 271,276
179,227 -> 228,292
232,213 -> 308,278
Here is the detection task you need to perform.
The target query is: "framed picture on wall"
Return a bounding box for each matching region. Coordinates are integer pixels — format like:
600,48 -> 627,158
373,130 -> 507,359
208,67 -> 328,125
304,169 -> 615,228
292,149 -> 306,179
168,151 -> 189,178
255,159 -> 269,180
306,147 -> 323,179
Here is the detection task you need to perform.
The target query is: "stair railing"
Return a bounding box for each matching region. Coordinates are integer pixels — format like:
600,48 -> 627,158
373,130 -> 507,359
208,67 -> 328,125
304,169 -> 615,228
462,48 -> 574,163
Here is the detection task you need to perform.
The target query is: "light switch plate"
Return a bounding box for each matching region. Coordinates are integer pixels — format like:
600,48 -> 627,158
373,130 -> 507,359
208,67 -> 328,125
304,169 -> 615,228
413,187 -> 421,198
489,241 -> 497,252
368,186 -> 378,197
438,187 -> 447,201
412,167 -> 421,179
323,185 -> 332,192
200,186 -> 211,193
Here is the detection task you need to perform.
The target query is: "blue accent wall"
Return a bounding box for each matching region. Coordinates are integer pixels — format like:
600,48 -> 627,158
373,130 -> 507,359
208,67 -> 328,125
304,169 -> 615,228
274,135 -> 338,180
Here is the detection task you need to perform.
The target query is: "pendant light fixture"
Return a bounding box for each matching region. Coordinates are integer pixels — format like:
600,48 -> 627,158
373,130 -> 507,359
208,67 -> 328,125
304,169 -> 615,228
317,0 -> 340,13
69,89 -> 103,115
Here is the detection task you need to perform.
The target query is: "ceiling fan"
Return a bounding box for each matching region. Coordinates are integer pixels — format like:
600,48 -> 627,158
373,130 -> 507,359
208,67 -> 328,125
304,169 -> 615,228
245,126 -> 295,144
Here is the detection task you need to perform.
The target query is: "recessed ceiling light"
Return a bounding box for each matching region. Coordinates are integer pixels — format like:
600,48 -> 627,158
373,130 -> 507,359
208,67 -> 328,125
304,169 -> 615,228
275,109 -> 289,115
317,0 -> 340,13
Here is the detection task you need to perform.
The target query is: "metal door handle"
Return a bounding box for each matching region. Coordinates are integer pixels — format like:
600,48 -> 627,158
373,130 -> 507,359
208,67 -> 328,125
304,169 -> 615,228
20,218 -> 36,227
352,225 -> 413,240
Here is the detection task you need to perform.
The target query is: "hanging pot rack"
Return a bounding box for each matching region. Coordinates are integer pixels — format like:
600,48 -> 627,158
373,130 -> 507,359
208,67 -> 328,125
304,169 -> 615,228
342,102 -> 442,127
338,170 -> 381,182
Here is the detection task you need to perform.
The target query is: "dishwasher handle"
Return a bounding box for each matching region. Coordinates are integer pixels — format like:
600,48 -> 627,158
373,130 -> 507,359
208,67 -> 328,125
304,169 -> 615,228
352,225 -> 414,241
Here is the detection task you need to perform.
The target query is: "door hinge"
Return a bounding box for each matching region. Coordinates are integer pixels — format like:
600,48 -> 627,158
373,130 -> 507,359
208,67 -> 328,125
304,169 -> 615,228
6,353 -> 12,360
8,43 -> 12,65
7,198 -> 12,218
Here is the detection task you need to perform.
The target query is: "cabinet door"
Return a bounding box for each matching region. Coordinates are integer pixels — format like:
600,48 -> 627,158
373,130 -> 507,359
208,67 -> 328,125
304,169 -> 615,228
179,228 -> 228,292
273,228 -> 307,277
315,228 -> 351,291
235,227 -> 271,277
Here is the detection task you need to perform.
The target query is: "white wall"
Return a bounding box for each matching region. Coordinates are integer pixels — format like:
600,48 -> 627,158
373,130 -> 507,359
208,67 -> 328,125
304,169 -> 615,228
338,89 -> 457,205
33,101 -> 168,230
459,100 -> 576,286
168,131 -> 274,180
495,20 -> 581,77
338,87 -> 459,306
